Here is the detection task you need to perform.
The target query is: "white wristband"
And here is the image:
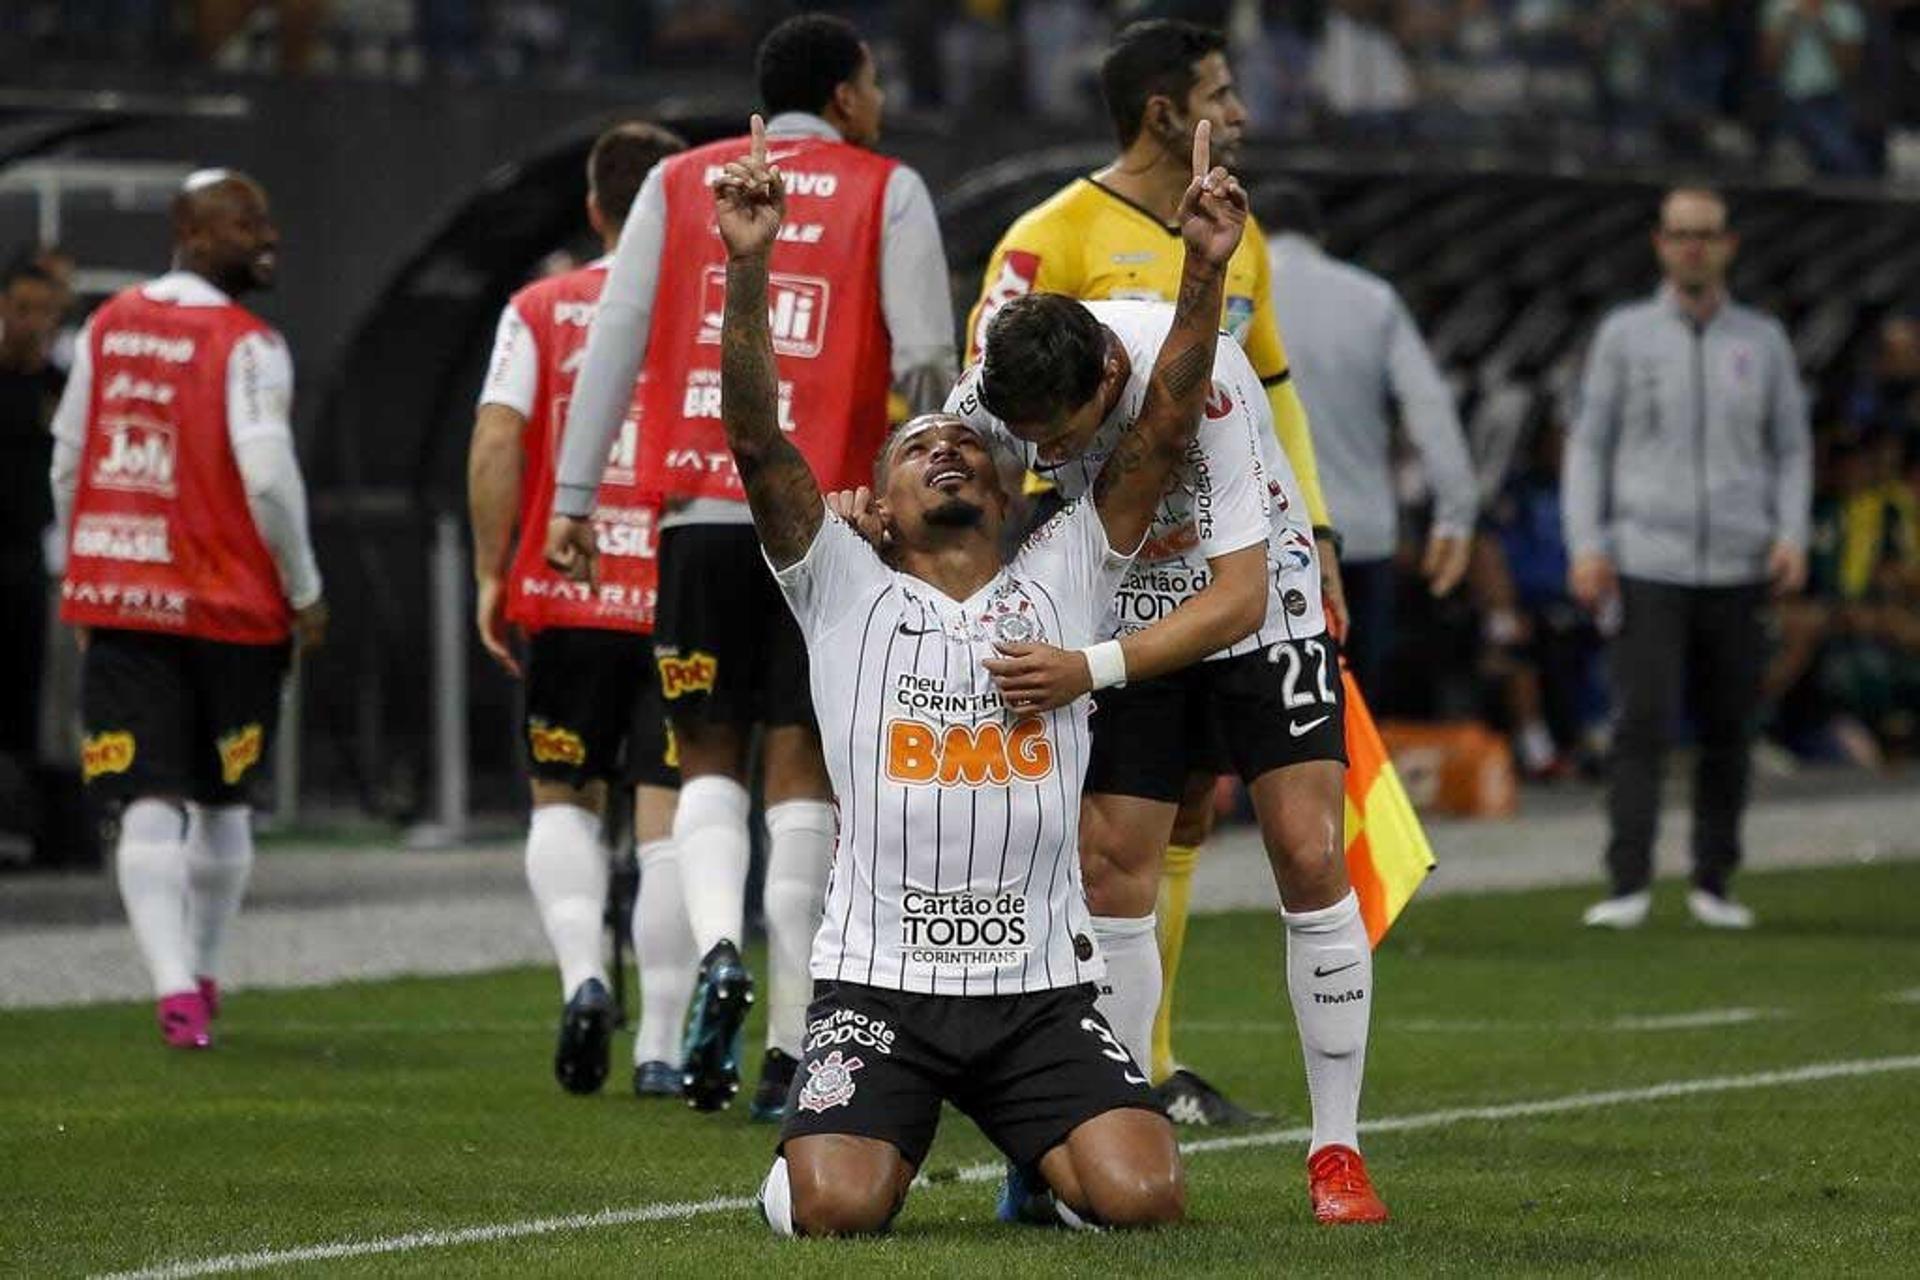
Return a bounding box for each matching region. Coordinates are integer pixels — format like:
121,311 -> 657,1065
1083,640 -> 1128,691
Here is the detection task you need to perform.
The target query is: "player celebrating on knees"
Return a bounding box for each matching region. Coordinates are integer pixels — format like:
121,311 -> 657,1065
722,116 -> 1238,1236
952,230 -> 1389,1226
49,170 -> 326,1049
468,122 -> 694,1097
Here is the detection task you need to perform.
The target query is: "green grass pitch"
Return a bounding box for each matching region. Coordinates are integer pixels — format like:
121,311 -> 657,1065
4,860 -> 1919,1276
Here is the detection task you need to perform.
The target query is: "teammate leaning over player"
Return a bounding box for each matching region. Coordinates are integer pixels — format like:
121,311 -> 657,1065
468,122 -> 693,1098
546,13 -> 956,1117
963,18 -> 1348,1128
49,171 -> 326,1049
724,115 -> 1239,1238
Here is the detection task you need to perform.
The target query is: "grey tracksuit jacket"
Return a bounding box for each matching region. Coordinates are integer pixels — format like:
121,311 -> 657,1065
1563,288 -> 1812,587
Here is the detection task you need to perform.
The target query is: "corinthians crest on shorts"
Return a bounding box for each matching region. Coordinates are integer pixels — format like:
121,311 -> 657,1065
797,1050 -> 864,1113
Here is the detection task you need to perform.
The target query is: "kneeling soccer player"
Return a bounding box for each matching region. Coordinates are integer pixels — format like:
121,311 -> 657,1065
687,117 -> 1238,1235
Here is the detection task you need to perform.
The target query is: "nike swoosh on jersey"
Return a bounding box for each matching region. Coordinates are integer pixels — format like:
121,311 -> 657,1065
1288,714 -> 1331,738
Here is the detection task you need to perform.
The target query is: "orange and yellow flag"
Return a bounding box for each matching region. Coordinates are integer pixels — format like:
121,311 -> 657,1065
1343,668 -> 1435,946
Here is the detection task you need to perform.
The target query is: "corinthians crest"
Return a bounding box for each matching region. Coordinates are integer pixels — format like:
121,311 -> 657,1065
981,588 -> 1041,646
796,1050 -> 865,1113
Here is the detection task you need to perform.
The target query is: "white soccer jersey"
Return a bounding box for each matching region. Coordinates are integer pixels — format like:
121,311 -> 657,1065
947,299 -> 1327,652
772,499 -> 1133,996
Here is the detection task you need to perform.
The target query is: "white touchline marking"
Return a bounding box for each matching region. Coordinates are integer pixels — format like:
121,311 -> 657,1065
1180,1007 -> 1788,1035
98,1196 -> 757,1280
229,1022 -> 549,1035
99,1054 -> 1920,1279
1886,988 -> 1920,1005
1607,1008 -> 1781,1031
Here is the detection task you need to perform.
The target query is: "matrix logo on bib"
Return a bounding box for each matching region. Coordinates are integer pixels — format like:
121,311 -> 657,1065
796,1050 -> 864,1114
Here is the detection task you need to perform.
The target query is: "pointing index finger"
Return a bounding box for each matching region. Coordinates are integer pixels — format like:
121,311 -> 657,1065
1192,118 -> 1211,183
750,113 -> 767,164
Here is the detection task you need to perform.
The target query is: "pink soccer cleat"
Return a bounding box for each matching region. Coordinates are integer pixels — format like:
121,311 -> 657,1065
196,976 -> 221,1020
157,992 -> 212,1049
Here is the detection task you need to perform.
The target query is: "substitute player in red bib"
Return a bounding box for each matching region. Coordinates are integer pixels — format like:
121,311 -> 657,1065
546,14 -> 955,1116
469,122 -> 693,1097
49,170 -> 325,1049
709,116 -> 1240,1237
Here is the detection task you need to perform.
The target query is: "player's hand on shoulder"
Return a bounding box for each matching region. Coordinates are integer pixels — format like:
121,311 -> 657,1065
983,641 -> 1093,716
825,485 -> 889,550
544,514 -> 598,586
1177,120 -> 1248,270
294,597 -> 329,652
712,113 -> 785,261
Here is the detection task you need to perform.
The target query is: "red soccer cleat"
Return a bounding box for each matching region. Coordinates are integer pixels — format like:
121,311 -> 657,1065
1308,1144 -> 1389,1224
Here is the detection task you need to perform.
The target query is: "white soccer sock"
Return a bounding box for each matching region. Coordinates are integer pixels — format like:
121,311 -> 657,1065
185,803 -> 254,982
1091,913 -> 1159,1074
633,837 -> 699,1066
525,804 -> 609,999
671,776 -> 751,956
1283,891 -> 1372,1155
762,800 -> 836,1057
759,1157 -> 795,1237
115,798 -> 195,998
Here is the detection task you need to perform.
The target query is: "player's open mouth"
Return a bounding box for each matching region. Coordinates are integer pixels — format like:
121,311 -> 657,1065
927,465 -> 971,489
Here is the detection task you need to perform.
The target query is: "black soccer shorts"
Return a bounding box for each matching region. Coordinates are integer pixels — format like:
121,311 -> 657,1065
778,980 -> 1162,1170
79,628 -> 290,806
522,627 -> 679,790
1085,633 -> 1347,804
652,523 -> 815,731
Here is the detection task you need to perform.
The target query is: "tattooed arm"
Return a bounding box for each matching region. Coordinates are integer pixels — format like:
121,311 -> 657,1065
715,115 -> 823,569
1091,120 -> 1249,552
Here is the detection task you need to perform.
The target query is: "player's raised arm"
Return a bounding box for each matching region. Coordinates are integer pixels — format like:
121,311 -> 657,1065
1091,120 -> 1246,551
717,115 -> 824,568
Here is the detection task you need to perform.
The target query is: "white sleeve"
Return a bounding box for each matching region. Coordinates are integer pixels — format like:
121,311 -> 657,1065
48,318 -> 94,558
1014,499 -> 1135,642
942,362 -> 1029,469
768,507 -> 894,639
228,331 -> 324,609
1194,345 -> 1276,562
881,164 -> 957,412
554,163 -> 667,517
477,300 -> 538,416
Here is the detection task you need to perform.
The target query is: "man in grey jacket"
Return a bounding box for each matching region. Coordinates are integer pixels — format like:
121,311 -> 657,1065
1265,182 -> 1477,695
1563,186 -> 1812,931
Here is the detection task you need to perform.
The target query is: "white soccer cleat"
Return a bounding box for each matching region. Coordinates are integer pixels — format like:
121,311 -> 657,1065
1686,889 -> 1755,930
1581,890 -> 1651,930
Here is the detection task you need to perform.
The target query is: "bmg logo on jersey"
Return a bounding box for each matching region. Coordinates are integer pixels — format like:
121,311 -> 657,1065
92,416 -> 178,497
696,268 -> 830,358
884,717 -> 1053,788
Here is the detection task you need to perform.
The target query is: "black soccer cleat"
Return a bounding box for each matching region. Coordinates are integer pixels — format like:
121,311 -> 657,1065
553,977 -> 616,1096
749,1048 -> 799,1123
1155,1067 -> 1268,1127
680,940 -> 754,1112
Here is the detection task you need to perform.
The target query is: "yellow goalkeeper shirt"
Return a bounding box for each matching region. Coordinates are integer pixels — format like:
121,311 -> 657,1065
964,176 -> 1332,527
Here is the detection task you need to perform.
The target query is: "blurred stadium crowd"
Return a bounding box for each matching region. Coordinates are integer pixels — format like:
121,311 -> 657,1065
2,4 -> 1919,832
10,2 -> 1920,176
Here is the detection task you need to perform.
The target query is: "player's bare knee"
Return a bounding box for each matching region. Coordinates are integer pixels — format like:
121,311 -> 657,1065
529,779 -> 603,814
788,1170 -> 897,1237
1086,1160 -> 1186,1228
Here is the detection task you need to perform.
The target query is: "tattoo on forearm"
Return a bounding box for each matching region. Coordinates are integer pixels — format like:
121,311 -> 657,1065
1156,343 -> 1211,403
721,255 -> 821,564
